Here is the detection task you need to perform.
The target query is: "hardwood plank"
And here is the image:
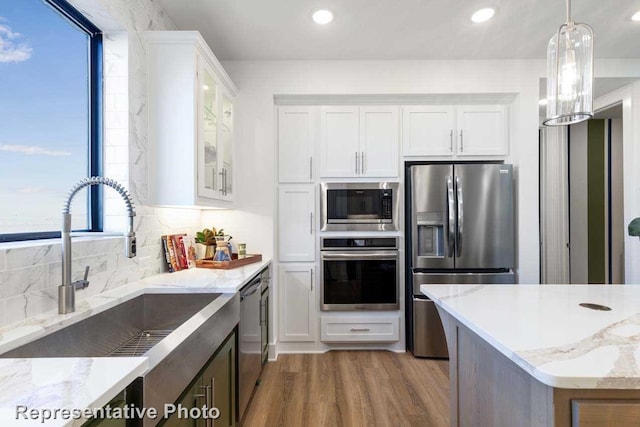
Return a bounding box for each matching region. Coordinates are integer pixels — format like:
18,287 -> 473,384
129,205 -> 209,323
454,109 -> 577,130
241,351 -> 449,427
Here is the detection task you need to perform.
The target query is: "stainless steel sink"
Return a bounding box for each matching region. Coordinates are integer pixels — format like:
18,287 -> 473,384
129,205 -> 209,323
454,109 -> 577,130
0,291 -> 240,427
1,293 -> 221,358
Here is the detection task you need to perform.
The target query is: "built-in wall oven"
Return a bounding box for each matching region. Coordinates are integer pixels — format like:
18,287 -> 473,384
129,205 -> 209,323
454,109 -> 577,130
320,237 -> 399,311
321,182 -> 399,231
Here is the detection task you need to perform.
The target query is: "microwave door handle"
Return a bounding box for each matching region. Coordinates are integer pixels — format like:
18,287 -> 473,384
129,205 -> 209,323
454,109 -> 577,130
456,176 -> 463,257
447,176 -> 455,258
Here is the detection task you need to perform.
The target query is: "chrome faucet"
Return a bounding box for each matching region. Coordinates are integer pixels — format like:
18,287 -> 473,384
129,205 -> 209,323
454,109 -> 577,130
58,177 -> 137,314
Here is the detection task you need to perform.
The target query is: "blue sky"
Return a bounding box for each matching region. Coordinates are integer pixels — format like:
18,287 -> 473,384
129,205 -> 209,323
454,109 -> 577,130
0,0 -> 90,232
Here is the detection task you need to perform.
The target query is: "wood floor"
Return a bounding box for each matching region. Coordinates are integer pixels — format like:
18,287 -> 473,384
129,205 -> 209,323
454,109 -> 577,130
241,351 -> 450,427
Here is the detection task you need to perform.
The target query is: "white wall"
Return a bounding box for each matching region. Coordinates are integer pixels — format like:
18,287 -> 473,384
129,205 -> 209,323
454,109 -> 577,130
204,60 -> 543,282
203,59 -> 640,285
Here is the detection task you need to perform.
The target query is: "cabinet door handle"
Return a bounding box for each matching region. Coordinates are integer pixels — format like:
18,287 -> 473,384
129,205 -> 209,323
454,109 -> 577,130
309,157 -> 313,180
350,328 -> 370,332
310,212 -> 313,234
460,130 -> 464,152
310,269 -> 313,292
361,151 -> 365,174
196,384 -> 212,427
355,152 -> 359,175
218,171 -> 224,195
224,168 -> 228,195
449,130 -> 454,152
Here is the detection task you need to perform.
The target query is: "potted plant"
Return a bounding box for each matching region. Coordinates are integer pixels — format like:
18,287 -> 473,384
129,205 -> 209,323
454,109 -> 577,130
195,227 -> 224,259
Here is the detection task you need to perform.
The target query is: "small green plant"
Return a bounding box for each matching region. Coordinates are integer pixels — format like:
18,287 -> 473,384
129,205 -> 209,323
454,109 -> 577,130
196,227 -> 225,245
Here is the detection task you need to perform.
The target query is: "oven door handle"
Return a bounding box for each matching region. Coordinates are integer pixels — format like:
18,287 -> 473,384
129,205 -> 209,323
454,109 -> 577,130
321,251 -> 398,260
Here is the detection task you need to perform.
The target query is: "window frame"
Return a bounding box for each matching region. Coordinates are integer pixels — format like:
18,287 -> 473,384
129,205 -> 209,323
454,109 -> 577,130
0,0 -> 103,243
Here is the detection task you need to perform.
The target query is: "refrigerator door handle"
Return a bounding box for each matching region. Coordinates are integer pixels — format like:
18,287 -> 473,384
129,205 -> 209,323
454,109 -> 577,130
456,176 -> 463,257
447,176 -> 455,258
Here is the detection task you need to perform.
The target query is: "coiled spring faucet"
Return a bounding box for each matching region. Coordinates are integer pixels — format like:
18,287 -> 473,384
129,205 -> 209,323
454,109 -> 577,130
59,177 -> 137,314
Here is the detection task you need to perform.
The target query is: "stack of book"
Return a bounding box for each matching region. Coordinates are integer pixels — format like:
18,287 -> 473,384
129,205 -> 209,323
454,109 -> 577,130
161,234 -> 197,272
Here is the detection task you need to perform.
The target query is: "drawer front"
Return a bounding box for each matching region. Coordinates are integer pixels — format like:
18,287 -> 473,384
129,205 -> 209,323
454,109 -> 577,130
320,315 -> 400,343
572,399 -> 640,427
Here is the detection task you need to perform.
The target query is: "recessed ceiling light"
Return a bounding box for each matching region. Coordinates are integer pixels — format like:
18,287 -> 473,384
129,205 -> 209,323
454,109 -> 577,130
632,10 -> 640,21
312,9 -> 334,25
471,8 -> 496,23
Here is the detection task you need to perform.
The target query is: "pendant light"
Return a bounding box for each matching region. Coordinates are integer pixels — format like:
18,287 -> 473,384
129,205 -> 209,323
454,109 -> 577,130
543,0 -> 594,126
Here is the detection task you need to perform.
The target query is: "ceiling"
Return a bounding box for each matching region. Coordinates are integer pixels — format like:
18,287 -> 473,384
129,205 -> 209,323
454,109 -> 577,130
157,0 -> 640,60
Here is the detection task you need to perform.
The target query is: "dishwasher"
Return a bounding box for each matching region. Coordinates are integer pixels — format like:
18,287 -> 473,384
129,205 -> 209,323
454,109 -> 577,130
238,273 -> 263,421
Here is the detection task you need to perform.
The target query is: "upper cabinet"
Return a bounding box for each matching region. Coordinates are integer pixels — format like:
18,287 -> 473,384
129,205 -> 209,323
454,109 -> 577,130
360,106 -> 400,177
320,106 -> 399,178
320,106 -> 360,178
145,31 -> 237,208
402,106 -> 456,156
456,105 -> 507,157
402,104 -> 508,158
278,107 -> 316,183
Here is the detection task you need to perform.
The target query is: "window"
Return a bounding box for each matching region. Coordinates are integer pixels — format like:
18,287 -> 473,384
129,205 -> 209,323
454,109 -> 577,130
0,0 -> 102,242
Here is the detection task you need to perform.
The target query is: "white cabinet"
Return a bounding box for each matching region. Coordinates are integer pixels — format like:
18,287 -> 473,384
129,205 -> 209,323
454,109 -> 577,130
145,31 -> 236,207
320,314 -> 400,343
402,104 -> 508,158
320,106 -> 360,178
402,106 -> 456,156
197,60 -> 235,201
320,106 -> 399,178
456,105 -> 507,156
279,264 -> 317,342
360,106 -> 399,177
278,185 -> 315,262
278,107 -> 315,183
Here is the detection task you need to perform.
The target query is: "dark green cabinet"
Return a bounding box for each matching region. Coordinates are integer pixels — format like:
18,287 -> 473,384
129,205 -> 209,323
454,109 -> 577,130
161,330 -> 236,427
203,331 -> 236,427
82,391 -> 127,427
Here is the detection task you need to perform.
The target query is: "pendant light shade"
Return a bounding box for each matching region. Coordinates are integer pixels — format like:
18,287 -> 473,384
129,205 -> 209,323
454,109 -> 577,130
543,0 -> 594,126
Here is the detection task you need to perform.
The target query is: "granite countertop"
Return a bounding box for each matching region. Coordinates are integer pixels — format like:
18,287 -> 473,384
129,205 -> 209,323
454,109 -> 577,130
421,284 -> 640,389
0,259 -> 271,426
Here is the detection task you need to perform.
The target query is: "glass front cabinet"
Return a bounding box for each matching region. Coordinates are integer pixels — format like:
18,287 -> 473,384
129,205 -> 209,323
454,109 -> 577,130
146,31 -> 236,207
197,59 -> 234,202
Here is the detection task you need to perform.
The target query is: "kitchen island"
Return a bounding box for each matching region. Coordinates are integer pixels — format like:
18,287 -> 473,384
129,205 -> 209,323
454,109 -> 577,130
421,284 -> 640,427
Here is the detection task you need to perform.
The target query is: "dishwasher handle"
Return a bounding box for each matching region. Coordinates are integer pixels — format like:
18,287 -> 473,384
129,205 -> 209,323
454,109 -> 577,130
240,278 -> 261,300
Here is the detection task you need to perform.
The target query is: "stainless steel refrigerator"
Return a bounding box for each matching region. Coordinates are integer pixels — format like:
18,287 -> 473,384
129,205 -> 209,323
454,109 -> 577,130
407,163 -> 515,358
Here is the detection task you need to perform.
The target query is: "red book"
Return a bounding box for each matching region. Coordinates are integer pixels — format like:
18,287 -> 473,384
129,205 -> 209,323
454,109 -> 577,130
172,234 -> 188,270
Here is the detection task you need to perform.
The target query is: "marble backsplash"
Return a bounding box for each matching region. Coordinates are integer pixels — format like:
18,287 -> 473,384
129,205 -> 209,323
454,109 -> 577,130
0,207 -> 202,327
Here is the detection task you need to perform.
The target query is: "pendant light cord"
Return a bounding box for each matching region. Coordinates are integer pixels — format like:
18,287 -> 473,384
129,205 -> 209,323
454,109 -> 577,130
566,0 -> 572,23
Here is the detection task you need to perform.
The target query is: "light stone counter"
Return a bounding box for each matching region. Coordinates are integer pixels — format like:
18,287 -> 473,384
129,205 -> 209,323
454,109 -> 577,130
0,259 -> 271,426
421,284 -> 640,389
0,357 -> 147,426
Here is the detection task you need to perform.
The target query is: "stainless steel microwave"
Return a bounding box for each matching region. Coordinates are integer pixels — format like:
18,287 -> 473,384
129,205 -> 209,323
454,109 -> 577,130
320,182 -> 399,231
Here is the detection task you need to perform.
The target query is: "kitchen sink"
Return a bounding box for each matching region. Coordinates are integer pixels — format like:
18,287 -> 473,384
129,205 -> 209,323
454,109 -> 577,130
0,291 -> 240,427
1,293 -> 221,358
